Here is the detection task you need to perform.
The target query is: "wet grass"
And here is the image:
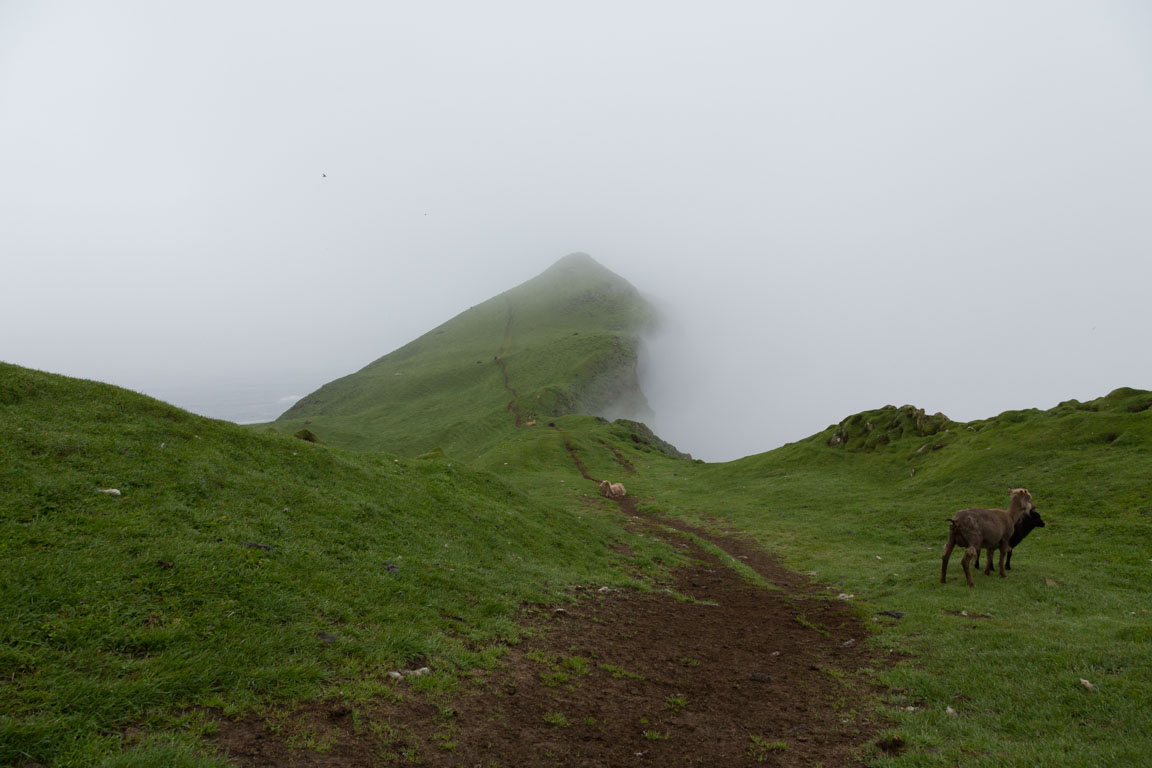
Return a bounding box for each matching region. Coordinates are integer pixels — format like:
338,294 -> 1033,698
5,258 -> 1151,768
631,388 -> 1152,767
0,363 -> 672,767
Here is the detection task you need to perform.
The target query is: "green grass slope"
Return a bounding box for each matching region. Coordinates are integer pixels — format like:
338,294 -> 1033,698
6,239 -> 1150,768
620,388 -> 1152,767
270,253 -> 654,459
0,362 -> 674,767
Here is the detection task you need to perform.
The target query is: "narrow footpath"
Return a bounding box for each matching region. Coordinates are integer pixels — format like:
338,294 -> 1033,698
212,436 -> 895,767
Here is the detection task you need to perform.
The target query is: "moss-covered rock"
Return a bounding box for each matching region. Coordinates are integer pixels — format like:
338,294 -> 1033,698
826,405 -> 954,452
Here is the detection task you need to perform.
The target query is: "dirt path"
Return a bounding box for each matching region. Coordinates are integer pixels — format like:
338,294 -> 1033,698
598,439 -> 636,473
210,439 -> 893,766
211,519 -> 889,767
495,300 -> 523,427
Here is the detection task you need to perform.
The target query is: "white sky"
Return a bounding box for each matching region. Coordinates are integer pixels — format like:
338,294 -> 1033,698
2,1 -> 1151,461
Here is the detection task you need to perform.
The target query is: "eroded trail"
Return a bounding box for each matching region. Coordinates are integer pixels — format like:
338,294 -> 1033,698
212,522 -> 887,767
495,299 -> 523,427
210,440 -> 890,767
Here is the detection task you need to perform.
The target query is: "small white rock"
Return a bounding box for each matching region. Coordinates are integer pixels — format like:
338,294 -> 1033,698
412,667 -> 431,677
98,488 -> 121,496
837,593 -> 855,600
946,706 -> 958,717
1080,678 -> 1095,691
387,671 -> 403,680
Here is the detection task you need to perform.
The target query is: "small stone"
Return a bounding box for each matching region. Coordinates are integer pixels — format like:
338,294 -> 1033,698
837,593 -> 855,600
412,667 -> 431,677
842,638 -> 856,647
1080,678 -> 1095,691
946,706 -> 958,717
98,488 -> 121,496
387,671 -> 403,680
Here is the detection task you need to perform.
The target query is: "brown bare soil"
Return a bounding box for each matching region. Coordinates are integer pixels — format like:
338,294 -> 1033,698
209,510 -> 891,767
211,410 -> 890,765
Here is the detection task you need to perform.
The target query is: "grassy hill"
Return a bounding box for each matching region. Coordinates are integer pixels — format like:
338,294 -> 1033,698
0,362 -> 675,767
4,247 -> 1151,767
269,253 -> 655,459
614,388 -> 1152,766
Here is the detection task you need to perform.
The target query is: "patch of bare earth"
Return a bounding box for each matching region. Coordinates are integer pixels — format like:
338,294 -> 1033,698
210,510 -> 890,767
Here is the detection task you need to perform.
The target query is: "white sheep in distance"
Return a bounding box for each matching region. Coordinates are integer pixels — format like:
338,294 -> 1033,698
599,480 -> 627,499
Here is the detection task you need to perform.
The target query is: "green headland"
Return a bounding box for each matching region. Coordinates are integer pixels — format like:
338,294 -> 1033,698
2,253 -> 1150,766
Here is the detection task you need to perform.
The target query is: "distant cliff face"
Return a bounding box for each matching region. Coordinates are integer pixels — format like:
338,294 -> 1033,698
275,253 -> 657,458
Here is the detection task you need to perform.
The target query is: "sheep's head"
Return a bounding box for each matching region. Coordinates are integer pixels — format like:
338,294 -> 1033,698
1009,488 -> 1034,512
1023,508 -> 1046,529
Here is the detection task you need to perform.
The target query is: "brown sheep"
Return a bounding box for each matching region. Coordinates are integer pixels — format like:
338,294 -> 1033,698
941,488 -> 1035,587
974,507 -> 1046,572
599,480 -> 627,499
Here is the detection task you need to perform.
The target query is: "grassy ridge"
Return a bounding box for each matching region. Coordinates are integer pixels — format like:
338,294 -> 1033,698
271,253 -> 654,458
5,240 -> 1151,768
0,363 -> 675,767
624,388 -> 1152,766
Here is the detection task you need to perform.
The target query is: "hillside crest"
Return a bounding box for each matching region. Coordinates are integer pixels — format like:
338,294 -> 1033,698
274,253 -> 655,457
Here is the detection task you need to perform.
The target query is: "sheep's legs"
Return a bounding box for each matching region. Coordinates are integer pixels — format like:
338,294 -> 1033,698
941,536 -> 957,583
998,546 -> 1011,578
975,546 -> 1012,576
960,546 -> 978,587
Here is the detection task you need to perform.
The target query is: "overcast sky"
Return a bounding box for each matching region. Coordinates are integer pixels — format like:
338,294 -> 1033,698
3,2 -> 1151,461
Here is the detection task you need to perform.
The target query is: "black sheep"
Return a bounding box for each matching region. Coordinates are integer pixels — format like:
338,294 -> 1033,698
975,507 -> 1046,571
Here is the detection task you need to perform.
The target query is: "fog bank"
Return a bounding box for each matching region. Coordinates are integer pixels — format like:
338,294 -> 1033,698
3,2 -> 1150,461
